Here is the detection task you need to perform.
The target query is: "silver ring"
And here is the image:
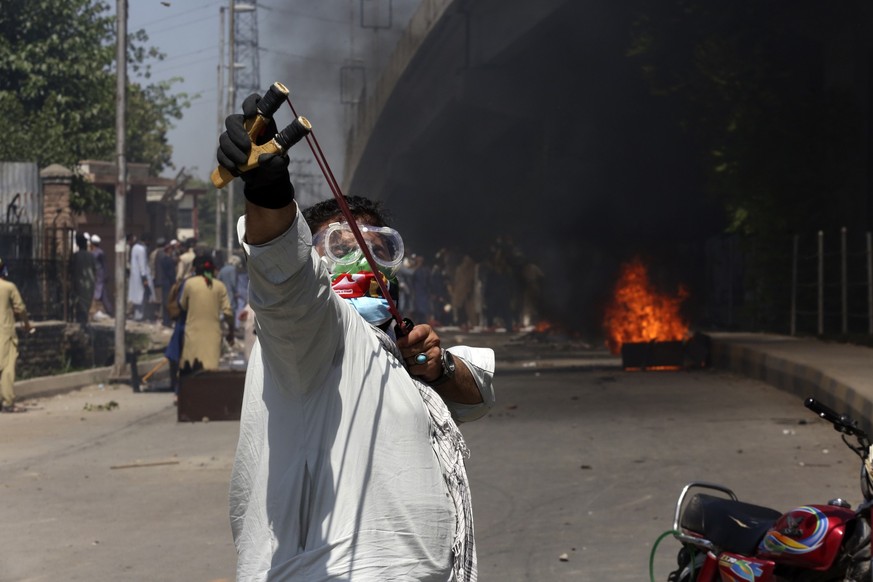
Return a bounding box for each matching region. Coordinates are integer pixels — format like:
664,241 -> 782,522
414,353 -> 428,365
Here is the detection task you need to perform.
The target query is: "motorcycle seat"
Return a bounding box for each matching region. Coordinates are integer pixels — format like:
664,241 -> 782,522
681,493 -> 782,555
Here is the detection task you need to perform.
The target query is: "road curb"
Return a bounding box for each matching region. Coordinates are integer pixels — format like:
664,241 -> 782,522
16,357 -> 166,402
707,335 -> 873,435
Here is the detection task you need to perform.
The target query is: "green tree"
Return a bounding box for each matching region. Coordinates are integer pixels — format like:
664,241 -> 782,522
0,0 -> 190,212
628,1 -> 868,331
627,0 -> 864,237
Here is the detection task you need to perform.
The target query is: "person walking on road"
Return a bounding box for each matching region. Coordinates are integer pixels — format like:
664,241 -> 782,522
148,238 -> 166,322
175,239 -> 196,282
156,241 -> 177,327
71,232 -> 96,326
217,93 -> 495,582
0,258 -> 31,413
89,234 -> 113,318
128,233 -> 155,322
218,254 -> 243,319
179,255 -> 234,372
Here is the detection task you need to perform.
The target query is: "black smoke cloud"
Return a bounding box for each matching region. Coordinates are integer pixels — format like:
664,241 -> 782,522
262,1 -> 727,340
259,1 -> 419,207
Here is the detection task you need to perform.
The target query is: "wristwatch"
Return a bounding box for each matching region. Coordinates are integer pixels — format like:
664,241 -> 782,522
429,349 -> 456,387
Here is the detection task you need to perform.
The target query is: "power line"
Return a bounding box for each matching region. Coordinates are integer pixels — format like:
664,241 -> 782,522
187,85 -> 220,96
138,10 -> 219,37
260,46 -> 346,67
259,2 -> 348,25
185,93 -> 217,106
135,1 -> 219,28
160,45 -> 216,62
149,46 -> 217,67
149,45 -> 216,67
148,54 -> 218,75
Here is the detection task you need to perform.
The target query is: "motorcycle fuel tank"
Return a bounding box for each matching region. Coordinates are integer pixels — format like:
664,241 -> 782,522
757,504 -> 854,569
717,553 -> 775,581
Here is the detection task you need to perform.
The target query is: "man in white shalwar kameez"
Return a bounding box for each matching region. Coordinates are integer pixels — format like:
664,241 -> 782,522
219,94 -> 495,582
128,234 -> 156,321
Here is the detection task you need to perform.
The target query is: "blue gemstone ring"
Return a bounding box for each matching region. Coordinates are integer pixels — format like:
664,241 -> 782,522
414,353 -> 428,365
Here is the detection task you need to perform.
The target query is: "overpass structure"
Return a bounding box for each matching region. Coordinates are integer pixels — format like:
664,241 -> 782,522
341,0 -> 723,331
342,0 -> 717,263
340,0 -> 873,333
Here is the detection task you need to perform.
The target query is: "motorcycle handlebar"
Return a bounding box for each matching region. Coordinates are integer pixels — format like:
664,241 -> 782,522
805,396 -> 868,439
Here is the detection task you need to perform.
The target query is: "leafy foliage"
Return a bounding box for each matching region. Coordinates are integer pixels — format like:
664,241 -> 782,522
0,0 -> 190,212
628,1 -> 869,332
628,0 -> 864,238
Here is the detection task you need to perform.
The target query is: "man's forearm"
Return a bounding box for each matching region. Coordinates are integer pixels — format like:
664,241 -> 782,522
244,201 -> 297,245
431,357 -> 483,405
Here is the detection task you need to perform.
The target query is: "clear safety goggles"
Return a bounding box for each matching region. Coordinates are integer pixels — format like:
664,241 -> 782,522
313,221 -> 405,276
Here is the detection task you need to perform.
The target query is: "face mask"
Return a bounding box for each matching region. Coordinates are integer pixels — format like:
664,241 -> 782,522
347,297 -> 392,325
330,256 -> 402,287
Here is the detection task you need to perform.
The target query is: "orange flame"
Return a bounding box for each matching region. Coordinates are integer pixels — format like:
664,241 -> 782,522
603,258 -> 689,355
534,320 -> 552,333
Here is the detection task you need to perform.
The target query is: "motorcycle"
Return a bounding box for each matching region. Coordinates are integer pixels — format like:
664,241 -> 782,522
656,397 -> 872,582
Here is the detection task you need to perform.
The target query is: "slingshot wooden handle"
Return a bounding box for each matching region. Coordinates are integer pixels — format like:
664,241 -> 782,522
211,81 -> 292,189
211,116 -> 312,188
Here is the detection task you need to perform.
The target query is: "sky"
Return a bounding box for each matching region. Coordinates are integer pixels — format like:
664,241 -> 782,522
126,0 -> 418,200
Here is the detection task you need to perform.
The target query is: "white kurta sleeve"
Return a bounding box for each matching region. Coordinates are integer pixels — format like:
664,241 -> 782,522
237,209 -> 348,393
443,345 -> 496,423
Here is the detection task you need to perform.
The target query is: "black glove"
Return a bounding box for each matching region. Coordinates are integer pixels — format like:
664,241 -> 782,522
216,93 -> 295,209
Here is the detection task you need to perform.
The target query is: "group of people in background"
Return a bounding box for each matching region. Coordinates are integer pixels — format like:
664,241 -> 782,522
70,230 -> 547,336
69,233 -> 248,329
64,228 -> 545,398
69,232 -> 250,394
70,231 -> 114,326
397,235 -> 545,333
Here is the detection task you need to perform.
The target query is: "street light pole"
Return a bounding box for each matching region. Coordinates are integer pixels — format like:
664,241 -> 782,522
226,0 -> 236,260
114,0 -> 128,376
216,6 -> 226,250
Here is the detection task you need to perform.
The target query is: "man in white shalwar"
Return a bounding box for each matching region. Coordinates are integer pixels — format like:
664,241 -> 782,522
218,94 -> 495,581
128,233 -> 156,321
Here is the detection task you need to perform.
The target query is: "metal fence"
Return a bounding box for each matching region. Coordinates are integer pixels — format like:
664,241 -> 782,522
0,224 -> 74,322
791,228 -> 873,336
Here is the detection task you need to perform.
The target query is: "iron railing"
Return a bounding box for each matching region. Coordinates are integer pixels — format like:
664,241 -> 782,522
791,228 -> 873,336
0,225 -> 74,322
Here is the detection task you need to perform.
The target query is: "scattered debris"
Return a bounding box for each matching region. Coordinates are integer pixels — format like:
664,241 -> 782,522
110,460 -> 181,470
83,401 -> 119,412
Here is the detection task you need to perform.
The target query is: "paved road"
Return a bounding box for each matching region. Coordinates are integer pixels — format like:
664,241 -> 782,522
464,366 -> 860,581
0,360 -> 862,581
